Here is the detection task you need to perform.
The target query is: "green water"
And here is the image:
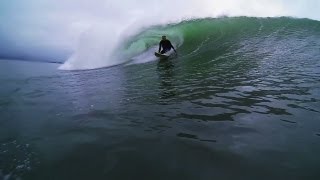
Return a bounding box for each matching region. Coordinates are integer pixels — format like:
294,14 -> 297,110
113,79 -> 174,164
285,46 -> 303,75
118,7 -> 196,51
1,17 -> 320,179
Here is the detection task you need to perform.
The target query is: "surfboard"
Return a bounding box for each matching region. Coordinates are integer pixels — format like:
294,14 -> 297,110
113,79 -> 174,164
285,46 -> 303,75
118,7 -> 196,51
154,52 -> 170,59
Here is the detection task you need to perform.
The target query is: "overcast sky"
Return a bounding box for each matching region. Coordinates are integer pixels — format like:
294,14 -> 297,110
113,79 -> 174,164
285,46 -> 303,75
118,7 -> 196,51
0,0 -> 319,61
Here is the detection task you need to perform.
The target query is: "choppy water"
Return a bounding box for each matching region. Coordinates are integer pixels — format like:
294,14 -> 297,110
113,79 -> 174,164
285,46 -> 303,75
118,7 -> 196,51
1,17 -> 320,179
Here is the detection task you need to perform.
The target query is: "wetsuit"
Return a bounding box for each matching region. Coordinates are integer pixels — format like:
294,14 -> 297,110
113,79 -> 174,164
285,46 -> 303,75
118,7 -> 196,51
159,39 -> 175,54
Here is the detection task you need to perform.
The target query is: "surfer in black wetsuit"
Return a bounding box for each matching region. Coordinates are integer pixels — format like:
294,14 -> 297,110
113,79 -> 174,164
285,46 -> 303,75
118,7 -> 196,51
158,36 -> 177,54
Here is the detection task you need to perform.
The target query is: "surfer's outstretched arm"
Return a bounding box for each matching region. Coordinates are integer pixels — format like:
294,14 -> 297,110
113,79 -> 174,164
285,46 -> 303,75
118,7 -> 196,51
171,44 -> 177,53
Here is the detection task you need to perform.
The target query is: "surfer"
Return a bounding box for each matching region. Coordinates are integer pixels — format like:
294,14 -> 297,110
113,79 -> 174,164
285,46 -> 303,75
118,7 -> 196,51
158,36 -> 177,54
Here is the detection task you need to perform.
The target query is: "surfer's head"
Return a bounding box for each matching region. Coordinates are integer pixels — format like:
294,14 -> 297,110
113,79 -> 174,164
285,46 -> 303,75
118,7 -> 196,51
162,35 -> 167,40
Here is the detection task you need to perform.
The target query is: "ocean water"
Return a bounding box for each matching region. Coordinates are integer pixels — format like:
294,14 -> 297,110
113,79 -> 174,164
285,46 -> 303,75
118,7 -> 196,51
1,17 -> 320,179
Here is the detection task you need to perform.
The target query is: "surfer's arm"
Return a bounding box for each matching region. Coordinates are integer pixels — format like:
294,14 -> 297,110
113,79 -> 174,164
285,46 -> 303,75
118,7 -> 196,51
171,44 -> 177,53
158,42 -> 162,52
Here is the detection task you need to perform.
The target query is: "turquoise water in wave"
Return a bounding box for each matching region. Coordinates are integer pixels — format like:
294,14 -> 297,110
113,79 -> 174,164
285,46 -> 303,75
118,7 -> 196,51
1,17 -> 320,179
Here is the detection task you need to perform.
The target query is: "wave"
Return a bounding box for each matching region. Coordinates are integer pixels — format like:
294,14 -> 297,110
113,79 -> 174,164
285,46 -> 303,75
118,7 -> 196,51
59,16 -> 320,70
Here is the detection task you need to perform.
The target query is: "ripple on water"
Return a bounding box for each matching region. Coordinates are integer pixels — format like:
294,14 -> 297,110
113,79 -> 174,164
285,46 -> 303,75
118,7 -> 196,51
177,133 -> 217,143
0,140 -> 39,179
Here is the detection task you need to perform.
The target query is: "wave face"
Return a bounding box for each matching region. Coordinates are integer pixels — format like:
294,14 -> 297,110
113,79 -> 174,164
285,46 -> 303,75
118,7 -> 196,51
60,17 -> 320,70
